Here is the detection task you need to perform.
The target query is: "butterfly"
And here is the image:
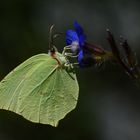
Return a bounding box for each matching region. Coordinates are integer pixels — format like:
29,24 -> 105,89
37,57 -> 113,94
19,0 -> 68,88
0,25 -> 79,127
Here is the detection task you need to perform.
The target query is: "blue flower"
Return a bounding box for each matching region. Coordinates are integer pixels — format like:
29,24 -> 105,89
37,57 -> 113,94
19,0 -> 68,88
66,21 -> 86,51
66,30 -> 79,46
66,22 -> 94,67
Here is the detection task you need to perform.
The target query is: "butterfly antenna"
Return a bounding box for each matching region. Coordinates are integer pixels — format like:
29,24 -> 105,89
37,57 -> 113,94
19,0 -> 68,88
53,33 -> 63,40
49,24 -> 56,54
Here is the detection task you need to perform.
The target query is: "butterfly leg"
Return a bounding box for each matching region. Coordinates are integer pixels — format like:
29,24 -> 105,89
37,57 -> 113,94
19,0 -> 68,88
64,53 -> 79,58
62,46 -> 72,55
64,62 -> 79,70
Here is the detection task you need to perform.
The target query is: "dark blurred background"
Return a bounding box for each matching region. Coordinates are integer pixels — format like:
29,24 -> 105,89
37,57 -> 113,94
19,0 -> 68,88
0,0 -> 140,140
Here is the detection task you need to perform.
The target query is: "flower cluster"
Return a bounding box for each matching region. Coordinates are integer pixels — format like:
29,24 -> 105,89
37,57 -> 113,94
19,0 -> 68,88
65,22 -> 140,79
